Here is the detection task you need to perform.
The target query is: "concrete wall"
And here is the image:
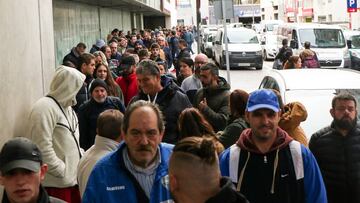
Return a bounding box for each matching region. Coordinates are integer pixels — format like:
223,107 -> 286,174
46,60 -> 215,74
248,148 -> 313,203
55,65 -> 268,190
53,0 -> 134,65
0,0 -> 55,198
0,0 -> 55,147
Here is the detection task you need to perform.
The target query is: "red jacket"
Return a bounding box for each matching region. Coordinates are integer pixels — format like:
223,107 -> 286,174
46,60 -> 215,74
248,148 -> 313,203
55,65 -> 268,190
116,73 -> 138,106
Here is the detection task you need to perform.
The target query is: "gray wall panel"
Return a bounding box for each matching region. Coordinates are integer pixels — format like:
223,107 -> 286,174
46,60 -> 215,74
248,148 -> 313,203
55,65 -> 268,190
0,0 -> 55,149
53,0 -> 99,65
53,1 -> 133,65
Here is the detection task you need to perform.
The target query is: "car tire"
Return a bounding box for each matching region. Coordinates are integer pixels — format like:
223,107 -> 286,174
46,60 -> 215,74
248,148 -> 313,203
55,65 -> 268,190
255,64 -> 263,70
263,50 -> 268,61
220,57 -> 226,70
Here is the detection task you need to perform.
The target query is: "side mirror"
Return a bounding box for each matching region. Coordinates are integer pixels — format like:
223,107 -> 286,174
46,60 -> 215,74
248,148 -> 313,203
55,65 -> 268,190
263,28 -> 266,33
261,40 -> 266,45
347,40 -> 352,48
290,39 -> 298,49
215,41 -> 220,45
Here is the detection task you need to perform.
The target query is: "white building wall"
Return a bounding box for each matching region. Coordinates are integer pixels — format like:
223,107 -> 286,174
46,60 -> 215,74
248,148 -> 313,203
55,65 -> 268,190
313,0 -> 359,29
0,0 -> 55,198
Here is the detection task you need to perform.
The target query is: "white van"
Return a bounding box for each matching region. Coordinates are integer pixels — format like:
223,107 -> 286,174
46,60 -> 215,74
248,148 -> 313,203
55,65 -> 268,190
276,23 -> 351,68
213,27 -> 263,70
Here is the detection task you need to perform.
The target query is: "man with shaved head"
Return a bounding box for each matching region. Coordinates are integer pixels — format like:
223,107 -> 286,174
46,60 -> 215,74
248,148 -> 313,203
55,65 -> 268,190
181,53 -> 208,103
169,137 -> 248,203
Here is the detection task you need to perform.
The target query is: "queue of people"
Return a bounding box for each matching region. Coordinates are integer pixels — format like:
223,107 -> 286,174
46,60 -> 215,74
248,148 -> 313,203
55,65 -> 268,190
2,26 -> 360,203
274,39 -> 321,69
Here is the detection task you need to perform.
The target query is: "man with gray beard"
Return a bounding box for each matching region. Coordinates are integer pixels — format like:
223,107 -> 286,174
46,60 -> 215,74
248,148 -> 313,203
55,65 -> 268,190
310,93 -> 360,203
78,78 -> 125,150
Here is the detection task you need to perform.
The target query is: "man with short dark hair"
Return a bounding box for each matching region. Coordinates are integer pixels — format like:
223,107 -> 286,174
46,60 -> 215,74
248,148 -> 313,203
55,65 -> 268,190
131,59 -> 192,144
310,93 -> 360,203
109,41 -> 122,67
174,39 -> 191,77
82,101 -> 174,203
169,30 -> 179,63
78,78 -> 125,150
77,109 -> 124,196
220,89 -> 327,203
193,62 -> 230,132
169,137 -> 249,203
74,53 -> 96,112
127,35 -> 138,49
0,137 -> 65,203
63,42 -> 86,68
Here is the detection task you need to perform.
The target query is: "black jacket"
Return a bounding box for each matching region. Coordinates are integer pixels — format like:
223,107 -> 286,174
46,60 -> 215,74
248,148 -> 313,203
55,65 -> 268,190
78,96 -> 125,150
63,47 -> 81,68
2,185 -> 65,203
130,75 -> 192,144
205,177 -> 249,203
193,77 -> 231,132
310,122 -> 360,203
73,76 -> 93,113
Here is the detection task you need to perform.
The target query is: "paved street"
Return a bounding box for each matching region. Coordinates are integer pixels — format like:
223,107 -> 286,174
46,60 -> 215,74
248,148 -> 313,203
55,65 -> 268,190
218,60 -> 274,93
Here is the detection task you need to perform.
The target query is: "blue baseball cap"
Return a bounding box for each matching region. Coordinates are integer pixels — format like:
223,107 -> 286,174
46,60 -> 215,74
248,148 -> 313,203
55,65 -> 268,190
246,89 -> 280,112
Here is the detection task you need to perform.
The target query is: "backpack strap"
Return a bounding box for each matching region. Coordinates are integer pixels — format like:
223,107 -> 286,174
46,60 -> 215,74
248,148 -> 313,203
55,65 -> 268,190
229,144 -> 241,183
289,141 -> 304,180
46,95 -> 82,159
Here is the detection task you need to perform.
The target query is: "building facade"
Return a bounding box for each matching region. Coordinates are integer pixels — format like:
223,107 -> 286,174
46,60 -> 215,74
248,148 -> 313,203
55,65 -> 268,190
261,0 -> 360,29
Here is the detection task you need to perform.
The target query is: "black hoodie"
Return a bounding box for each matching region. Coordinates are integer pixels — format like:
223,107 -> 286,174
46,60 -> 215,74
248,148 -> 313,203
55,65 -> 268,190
205,177 -> 249,203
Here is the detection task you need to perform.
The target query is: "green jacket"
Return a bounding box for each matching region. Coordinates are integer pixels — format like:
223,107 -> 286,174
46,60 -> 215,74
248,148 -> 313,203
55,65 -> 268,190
219,117 -> 249,149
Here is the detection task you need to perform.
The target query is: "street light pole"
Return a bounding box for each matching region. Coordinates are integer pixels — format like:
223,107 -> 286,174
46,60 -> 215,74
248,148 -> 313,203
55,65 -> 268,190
252,0 -> 255,24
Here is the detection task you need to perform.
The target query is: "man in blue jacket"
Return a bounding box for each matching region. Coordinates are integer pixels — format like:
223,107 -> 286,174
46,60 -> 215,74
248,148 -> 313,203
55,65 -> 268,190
82,100 -> 173,203
219,89 -> 327,203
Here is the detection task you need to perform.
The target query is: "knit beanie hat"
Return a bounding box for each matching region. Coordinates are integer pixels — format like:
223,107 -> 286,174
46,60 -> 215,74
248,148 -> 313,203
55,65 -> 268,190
90,78 -> 108,94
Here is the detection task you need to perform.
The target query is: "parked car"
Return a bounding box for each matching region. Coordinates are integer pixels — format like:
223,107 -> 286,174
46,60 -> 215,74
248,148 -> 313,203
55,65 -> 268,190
344,30 -> 360,70
213,27 -> 263,70
276,23 -> 351,68
261,34 -> 278,60
259,69 -> 360,139
202,33 -> 215,58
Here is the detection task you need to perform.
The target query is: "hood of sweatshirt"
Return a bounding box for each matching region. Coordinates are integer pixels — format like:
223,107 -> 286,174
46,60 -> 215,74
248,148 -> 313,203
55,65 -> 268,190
279,102 -> 308,132
236,128 -> 293,154
47,65 -> 85,107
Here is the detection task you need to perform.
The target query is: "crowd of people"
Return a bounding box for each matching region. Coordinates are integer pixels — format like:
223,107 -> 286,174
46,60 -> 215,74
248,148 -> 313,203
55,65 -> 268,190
1,26 -> 360,203
274,39 -> 321,69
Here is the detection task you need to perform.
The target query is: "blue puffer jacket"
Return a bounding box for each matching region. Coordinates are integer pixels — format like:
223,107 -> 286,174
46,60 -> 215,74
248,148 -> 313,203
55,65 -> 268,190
82,142 -> 174,203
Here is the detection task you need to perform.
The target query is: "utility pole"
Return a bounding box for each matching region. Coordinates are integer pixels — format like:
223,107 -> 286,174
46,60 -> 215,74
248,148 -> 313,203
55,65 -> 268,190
252,0 -> 255,24
221,0 -> 231,85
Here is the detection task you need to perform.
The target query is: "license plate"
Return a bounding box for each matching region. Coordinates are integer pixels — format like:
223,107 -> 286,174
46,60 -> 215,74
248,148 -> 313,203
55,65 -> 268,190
238,63 -> 250,66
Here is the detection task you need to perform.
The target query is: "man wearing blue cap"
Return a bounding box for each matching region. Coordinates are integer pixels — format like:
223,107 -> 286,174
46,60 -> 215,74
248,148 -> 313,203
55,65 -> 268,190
219,89 -> 327,203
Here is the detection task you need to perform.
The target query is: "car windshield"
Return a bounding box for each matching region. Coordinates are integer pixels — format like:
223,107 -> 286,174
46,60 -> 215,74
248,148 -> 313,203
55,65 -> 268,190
299,28 -> 346,48
225,30 -> 259,44
351,35 -> 360,49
